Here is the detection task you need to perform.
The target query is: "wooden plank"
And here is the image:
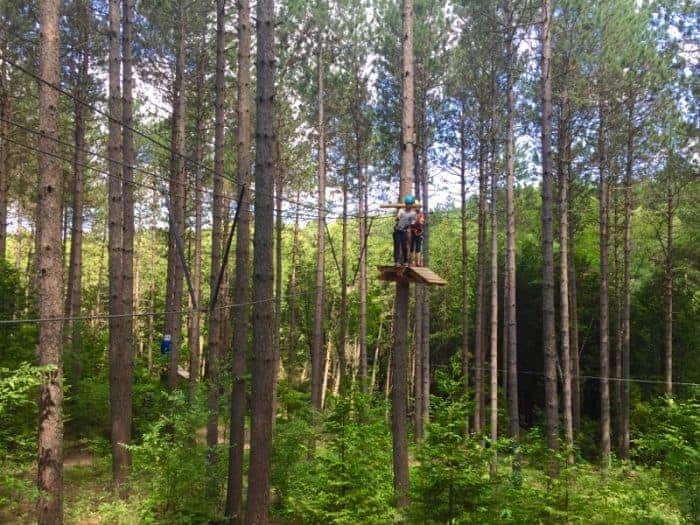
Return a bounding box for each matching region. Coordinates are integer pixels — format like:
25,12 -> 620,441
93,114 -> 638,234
377,265 -> 447,286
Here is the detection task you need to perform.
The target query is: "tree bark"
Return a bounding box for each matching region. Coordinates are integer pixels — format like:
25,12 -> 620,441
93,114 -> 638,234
311,40 -> 326,412
569,176 -> 581,433
0,61 -> 8,260
598,102 -> 611,469
391,0 -> 414,510
541,0 -> 560,472
664,167 -> 673,395
165,1 -> 186,391
488,66 -> 498,476
338,168 -> 348,390
620,96 -> 634,459
188,91 -> 204,394
459,104 -> 470,436
244,0 -> 276,520
474,116 -> 487,434
287,190 -> 301,374
557,89 -> 573,463
65,1 -> 90,387
359,169 -> 368,391
107,0 -> 131,486
504,39 -> 519,443
207,0 -> 227,463
36,0 -> 64,520
226,0 -> 251,519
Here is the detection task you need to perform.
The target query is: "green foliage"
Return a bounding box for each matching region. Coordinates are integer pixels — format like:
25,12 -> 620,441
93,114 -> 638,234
410,359 -> 492,523
126,392 -> 225,524
273,391 -> 397,524
634,394 -> 700,519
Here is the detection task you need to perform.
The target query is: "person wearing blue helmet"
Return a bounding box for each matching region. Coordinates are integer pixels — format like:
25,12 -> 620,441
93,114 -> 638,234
394,196 -> 417,266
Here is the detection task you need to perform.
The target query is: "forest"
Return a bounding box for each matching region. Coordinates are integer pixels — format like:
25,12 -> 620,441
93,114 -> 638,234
0,0 -> 698,523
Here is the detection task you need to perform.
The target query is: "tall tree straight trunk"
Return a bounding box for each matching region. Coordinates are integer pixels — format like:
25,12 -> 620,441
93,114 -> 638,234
311,41 -> 326,411
0,61 -> 8,260
226,0 -> 251,519
188,102 -> 204,393
359,168 -> 368,390
36,0 -> 64,520
116,0 -> 135,484
65,1 -> 90,386
392,0 -> 414,509
107,0 -> 130,486
541,0 -> 559,471
620,96 -> 634,459
664,168 -> 673,395
568,172 -> 581,433
287,190 -> 301,373
420,146 -> 430,433
613,184 -> 622,447
244,0 -> 276,520
474,117 -> 487,434
504,36 -> 519,443
272,168 -> 283,418
488,67 -> 498,476
459,105 -> 470,435
557,89 -> 573,463
207,0 -> 226,460
165,2 -> 186,391
598,102 -> 611,469
338,169 -> 348,390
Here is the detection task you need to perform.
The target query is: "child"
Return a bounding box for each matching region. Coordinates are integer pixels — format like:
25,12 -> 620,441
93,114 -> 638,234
410,211 -> 425,266
393,196 -> 417,266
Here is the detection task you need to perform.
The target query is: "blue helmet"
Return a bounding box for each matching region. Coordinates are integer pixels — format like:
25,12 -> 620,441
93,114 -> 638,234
404,195 -> 415,205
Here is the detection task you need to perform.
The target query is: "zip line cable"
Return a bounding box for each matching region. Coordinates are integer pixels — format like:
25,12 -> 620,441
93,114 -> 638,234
0,50 -> 337,219
0,47 -> 428,224
0,288 -> 320,326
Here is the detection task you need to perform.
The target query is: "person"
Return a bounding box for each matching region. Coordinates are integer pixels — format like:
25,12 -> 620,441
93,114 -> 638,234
410,211 -> 425,266
394,196 -> 417,267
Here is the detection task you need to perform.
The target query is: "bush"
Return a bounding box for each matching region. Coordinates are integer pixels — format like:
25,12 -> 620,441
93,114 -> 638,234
273,390 -> 397,524
127,391 -> 225,523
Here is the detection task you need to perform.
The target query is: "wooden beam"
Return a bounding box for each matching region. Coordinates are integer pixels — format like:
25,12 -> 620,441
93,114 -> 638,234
377,265 -> 447,286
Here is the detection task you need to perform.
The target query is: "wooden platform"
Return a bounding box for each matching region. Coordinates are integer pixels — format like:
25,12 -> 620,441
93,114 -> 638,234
377,265 -> 447,286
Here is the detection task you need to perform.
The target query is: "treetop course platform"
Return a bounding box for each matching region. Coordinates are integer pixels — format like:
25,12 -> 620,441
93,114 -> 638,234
377,265 -> 447,286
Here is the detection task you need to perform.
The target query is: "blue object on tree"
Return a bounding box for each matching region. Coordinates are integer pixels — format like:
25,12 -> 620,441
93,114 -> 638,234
160,334 -> 172,356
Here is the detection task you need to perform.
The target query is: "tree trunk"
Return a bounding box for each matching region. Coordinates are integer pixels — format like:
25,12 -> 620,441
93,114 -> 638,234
244,0 -> 276,520
36,0 -> 64,519
65,2 -> 90,387
420,146 -> 430,435
165,2 -> 186,391
207,0 -> 227,465
541,0 -> 559,472
0,62 -> 7,260
338,169 -> 348,391
108,0 -> 132,486
557,89 -> 573,463
664,168 -> 673,395
505,40 -> 519,443
569,177 -> 581,433
226,0 -> 251,519
488,67 -> 498,476
287,190 -> 301,374
359,169 -> 369,390
311,41 -> 326,412
391,0 -> 414,509
620,97 -> 634,459
188,100 -> 204,394
598,102 -> 611,469
459,104 -> 470,436
474,117 -> 487,434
